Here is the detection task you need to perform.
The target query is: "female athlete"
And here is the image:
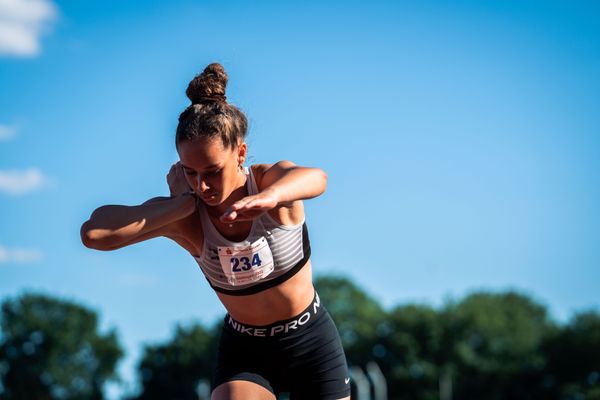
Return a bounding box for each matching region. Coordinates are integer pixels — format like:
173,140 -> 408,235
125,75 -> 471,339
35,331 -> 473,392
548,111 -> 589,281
80,63 -> 351,400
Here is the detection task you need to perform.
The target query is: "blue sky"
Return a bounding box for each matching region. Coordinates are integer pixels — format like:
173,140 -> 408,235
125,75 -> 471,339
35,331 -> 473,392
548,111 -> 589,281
1,0 -> 599,397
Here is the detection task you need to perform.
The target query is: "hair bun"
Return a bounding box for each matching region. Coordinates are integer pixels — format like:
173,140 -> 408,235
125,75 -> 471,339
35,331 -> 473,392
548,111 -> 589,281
186,63 -> 228,105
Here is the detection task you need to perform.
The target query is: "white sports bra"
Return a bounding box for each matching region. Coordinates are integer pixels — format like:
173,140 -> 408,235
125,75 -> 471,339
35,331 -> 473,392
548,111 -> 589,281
193,167 -> 311,296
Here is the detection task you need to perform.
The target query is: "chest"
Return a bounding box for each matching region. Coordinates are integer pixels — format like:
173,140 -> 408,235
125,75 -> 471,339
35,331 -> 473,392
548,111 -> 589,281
176,212 -> 254,257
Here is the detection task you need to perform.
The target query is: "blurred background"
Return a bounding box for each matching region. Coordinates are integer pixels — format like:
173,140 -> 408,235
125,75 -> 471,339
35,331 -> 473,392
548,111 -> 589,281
1,0 -> 599,399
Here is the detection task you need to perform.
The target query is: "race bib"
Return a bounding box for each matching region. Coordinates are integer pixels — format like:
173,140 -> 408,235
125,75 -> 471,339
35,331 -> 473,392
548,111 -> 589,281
218,237 -> 274,286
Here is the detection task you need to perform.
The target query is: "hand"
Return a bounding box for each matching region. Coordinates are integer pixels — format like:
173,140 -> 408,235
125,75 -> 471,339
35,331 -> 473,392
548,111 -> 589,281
220,190 -> 279,223
167,162 -> 193,197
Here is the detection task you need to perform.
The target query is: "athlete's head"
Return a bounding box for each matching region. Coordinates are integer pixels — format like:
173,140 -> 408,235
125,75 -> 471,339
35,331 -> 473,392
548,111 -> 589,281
176,63 -> 248,206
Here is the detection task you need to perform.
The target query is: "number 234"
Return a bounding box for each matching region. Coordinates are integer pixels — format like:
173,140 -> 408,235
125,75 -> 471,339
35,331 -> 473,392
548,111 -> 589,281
230,254 -> 262,272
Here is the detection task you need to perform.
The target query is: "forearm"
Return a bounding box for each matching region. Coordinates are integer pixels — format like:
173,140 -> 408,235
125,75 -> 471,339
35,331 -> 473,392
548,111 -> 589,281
81,193 -> 196,249
264,163 -> 327,204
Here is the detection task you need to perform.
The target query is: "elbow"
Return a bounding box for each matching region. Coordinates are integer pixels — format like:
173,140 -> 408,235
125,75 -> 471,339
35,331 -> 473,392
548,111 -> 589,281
80,221 -> 116,251
318,168 -> 328,195
80,221 -> 102,250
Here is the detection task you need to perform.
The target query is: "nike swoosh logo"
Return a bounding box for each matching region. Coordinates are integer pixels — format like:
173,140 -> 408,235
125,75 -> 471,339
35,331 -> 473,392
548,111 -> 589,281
345,377 -> 350,384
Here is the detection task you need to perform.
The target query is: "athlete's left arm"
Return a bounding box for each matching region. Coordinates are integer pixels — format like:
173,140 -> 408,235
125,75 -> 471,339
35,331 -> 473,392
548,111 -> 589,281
220,161 -> 327,223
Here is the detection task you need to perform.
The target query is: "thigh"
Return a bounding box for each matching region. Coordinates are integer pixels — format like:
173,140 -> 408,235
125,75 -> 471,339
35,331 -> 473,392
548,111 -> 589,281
287,310 -> 351,399
212,380 -> 276,400
212,321 -> 283,396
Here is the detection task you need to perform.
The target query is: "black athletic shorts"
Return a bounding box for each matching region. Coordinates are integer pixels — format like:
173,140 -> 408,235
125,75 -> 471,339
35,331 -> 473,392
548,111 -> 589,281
212,291 -> 351,399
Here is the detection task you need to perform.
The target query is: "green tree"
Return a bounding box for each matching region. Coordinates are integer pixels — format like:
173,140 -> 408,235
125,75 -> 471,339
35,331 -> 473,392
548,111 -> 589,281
132,322 -> 219,400
450,291 -> 554,400
374,291 -> 557,400
380,304 -> 443,400
544,310 -> 600,400
0,293 -> 123,400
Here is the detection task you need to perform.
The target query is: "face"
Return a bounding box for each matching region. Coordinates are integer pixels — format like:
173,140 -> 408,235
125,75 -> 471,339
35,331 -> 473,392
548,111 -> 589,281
177,137 -> 247,206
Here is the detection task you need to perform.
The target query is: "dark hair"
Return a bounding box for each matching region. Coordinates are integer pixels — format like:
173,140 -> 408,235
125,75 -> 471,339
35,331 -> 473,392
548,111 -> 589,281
176,63 -> 248,149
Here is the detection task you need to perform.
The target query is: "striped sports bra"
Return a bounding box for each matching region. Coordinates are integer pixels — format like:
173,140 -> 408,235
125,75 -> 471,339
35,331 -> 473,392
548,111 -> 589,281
193,167 -> 311,295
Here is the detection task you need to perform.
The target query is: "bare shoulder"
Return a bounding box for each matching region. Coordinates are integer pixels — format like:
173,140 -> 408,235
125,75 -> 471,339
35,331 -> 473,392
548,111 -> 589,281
250,163 -> 271,189
250,161 -> 297,190
250,162 -> 305,226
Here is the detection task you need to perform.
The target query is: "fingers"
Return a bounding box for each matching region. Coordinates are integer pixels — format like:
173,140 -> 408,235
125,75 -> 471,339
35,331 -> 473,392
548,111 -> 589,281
220,211 -> 261,223
220,210 -> 237,223
219,197 -> 269,223
212,191 -> 278,224
167,162 -> 181,179
167,161 -> 193,197
220,209 -> 255,223
230,196 -> 257,210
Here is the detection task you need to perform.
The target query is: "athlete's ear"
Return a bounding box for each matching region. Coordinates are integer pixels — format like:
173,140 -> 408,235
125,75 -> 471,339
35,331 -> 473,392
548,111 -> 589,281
237,142 -> 247,165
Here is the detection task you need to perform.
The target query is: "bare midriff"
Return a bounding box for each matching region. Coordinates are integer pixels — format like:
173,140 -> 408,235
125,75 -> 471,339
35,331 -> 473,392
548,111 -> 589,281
216,261 -> 315,326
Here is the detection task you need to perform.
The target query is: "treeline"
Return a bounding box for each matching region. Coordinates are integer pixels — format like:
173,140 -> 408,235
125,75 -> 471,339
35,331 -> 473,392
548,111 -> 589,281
1,275 -> 599,400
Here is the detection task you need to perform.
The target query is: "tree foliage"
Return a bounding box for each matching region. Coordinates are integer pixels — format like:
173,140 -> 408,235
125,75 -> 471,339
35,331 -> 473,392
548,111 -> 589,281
380,304 -> 443,400
449,291 -> 554,400
544,311 -> 600,399
130,322 -> 219,400
0,293 -> 123,400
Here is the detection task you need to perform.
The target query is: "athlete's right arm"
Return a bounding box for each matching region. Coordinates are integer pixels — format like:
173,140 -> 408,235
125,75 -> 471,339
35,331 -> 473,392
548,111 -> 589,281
80,193 -> 196,251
